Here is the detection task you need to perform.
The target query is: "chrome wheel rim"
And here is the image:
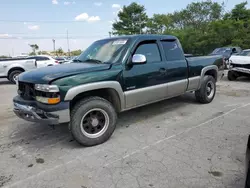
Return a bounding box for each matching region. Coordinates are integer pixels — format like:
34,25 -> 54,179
206,81 -> 215,99
13,74 -> 19,83
80,108 -> 109,139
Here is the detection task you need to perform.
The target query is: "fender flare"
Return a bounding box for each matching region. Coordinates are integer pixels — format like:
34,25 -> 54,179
198,65 -> 218,89
64,81 -> 125,110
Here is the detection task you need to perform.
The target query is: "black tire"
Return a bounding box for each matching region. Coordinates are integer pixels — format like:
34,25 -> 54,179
70,97 -> 117,146
228,71 -> 237,81
8,70 -> 23,84
195,75 -> 216,104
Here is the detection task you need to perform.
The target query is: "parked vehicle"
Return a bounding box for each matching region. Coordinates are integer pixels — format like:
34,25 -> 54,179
0,58 -> 37,83
26,55 -> 59,68
238,49 -> 250,56
210,47 -> 242,60
55,57 -> 67,64
13,35 -> 224,146
228,50 -> 250,80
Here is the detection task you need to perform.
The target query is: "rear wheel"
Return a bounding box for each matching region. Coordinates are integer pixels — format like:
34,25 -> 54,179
8,70 -> 23,84
195,75 -> 216,104
228,71 -> 237,81
70,97 -> 117,146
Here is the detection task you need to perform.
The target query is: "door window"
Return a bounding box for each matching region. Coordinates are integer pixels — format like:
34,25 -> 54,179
161,41 -> 185,61
134,42 -> 161,63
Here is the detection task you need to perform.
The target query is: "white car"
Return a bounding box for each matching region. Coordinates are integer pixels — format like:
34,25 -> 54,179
27,55 -> 59,68
0,58 -> 37,83
228,49 -> 250,80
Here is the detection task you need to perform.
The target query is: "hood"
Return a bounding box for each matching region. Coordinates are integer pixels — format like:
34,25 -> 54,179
18,63 -> 112,84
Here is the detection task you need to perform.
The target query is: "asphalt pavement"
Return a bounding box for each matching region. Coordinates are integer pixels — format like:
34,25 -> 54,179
0,76 -> 250,188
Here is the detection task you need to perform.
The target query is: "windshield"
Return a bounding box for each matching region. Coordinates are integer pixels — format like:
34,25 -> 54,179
211,48 -> 231,54
240,50 -> 250,56
76,38 -> 130,64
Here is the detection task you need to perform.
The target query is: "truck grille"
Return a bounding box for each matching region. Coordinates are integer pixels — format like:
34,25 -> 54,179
231,63 -> 250,69
18,82 -> 35,100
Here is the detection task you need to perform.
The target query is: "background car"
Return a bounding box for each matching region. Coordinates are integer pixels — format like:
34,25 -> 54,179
27,55 -> 59,68
55,57 -> 68,64
210,47 -> 242,60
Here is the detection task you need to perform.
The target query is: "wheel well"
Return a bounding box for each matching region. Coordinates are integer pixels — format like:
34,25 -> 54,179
70,88 -> 121,112
204,69 -> 217,81
8,67 -> 25,77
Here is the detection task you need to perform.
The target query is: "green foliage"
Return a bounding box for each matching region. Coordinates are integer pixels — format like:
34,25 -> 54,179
0,55 -> 9,58
29,44 -> 39,54
112,1 -> 250,55
29,52 -> 36,56
56,48 -> 64,56
71,49 -> 82,56
112,2 -> 148,35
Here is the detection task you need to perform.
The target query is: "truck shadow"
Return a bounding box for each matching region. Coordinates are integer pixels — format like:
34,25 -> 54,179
10,93 -> 197,149
0,80 -> 12,85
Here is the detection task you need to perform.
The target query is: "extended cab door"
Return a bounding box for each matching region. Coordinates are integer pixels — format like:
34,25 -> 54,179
160,40 -> 189,97
123,40 -> 168,109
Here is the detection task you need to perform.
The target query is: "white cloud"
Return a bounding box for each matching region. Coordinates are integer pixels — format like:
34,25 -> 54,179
64,1 -> 70,5
0,34 -> 12,38
75,13 -> 100,22
72,1 -> 76,4
75,13 -> 89,21
52,0 -> 58,5
88,16 -> 101,22
94,2 -> 102,6
112,4 -> 121,8
28,25 -> 40,30
23,22 -> 27,25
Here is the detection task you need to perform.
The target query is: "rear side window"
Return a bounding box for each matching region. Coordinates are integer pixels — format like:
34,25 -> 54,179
134,42 -> 161,63
161,41 -> 185,61
40,57 -> 50,60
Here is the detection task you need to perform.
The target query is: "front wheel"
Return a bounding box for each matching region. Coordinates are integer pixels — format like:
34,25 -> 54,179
228,70 -> 237,81
195,75 -> 216,104
8,70 -> 23,84
70,97 -> 117,146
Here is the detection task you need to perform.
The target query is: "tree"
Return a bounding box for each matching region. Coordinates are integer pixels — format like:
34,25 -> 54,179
71,49 -> 82,56
170,1 -> 223,31
29,44 -> 39,54
56,48 -> 64,56
146,14 -> 173,34
112,2 -> 148,35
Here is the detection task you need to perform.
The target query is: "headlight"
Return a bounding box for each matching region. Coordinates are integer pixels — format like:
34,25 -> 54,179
35,84 -> 59,92
35,84 -> 60,104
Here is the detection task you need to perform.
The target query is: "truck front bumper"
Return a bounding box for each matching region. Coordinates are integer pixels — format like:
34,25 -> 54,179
13,96 -> 70,125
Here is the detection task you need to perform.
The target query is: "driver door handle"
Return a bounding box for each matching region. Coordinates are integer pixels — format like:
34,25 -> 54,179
159,68 -> 167,73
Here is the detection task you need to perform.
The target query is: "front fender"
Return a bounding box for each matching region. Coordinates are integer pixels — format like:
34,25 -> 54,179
64,81 -> 125,110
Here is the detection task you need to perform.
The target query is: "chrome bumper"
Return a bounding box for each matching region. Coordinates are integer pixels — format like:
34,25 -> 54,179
13,102 -> 70,125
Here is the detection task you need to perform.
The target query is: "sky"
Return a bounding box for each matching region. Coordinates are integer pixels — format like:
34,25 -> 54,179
0,0 -> 248,56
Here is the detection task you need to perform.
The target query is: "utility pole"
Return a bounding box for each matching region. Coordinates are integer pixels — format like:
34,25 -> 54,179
67,29 -> 70,56
52,39 -> 55,52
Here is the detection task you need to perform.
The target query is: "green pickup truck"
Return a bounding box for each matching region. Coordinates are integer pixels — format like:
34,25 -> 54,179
13,35 -> 224,146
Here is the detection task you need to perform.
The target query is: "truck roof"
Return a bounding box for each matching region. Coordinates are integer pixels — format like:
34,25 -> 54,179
103,34 -> 178,41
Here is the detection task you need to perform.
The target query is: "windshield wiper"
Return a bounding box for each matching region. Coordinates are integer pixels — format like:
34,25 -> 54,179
84,59 -> 103,64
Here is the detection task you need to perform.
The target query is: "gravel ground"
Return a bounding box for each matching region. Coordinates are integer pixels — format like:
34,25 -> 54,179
0,75 -> 250,188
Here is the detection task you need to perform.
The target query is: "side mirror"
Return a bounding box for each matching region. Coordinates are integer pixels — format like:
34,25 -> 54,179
132,54 -> 146,64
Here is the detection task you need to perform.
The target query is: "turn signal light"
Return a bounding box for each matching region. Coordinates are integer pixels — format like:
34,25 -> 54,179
48,98 -> 60,104
36,96 -> 60,104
